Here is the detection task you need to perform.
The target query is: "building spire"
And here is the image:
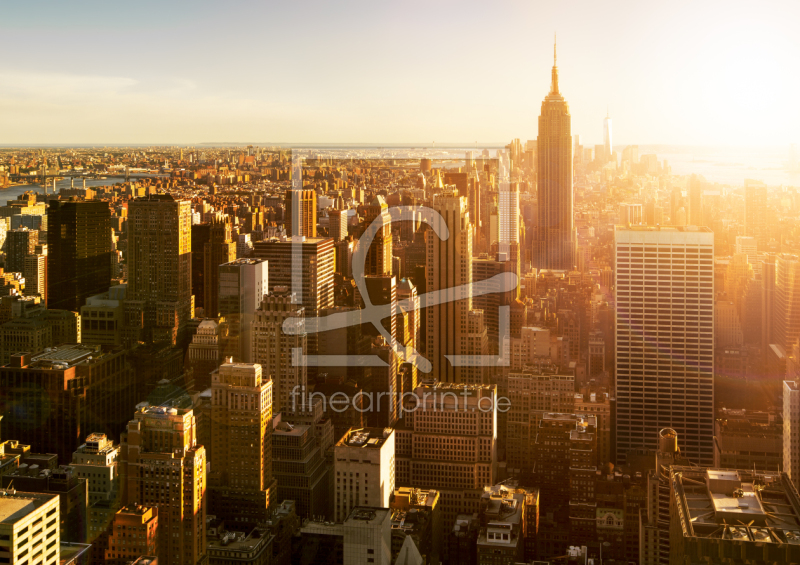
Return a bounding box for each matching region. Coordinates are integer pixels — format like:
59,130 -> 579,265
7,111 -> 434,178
550,34 -> 559,94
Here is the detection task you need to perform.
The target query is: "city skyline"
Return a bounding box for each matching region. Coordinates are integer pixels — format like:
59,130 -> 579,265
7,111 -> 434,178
2,1 -> 799,146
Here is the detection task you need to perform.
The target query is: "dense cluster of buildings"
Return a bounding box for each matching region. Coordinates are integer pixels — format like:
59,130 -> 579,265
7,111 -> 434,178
2,50 -> 800,565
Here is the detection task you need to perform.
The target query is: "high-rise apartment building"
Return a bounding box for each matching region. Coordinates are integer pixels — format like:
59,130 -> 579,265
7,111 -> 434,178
203,220 -> 236,317
285,189 -> 317,238
218,258 -> 267,363
208,362 -> 276,526
498,181 -> 519,245
125,195 -> 192,346
614,226 -> 714,466
6,227 -> 38,273
47,200 -> 112,312
252,288 -> 307,415
537,42 -> 576,270
425,189 -> 474,382
119,404 -> 206,565
23,253 -> 47,301
333,427 -> 396,522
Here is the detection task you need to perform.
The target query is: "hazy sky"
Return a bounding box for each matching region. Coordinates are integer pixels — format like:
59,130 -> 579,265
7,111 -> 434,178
1,0 -> 798,146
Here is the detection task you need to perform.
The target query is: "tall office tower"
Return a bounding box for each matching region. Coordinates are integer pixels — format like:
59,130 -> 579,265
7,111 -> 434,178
537,42 -> 576,270
6,227 -> 38,273
688,175 -> 704,226
208,362 -> 276,526
252,288 -> 307,415
784,380 -> 800,489
203,219 -> 236,317
47,201 -> 112,312
285,189 -> 317,237
217,258 -> 267,363
119,405 -> 206,565
191,223 -> 211,310
603,111 -> 613,162
333,427 -> 396,522
23,253 -> 47,301
395,382 -> 497,531
252,238 -> 334,316
425,189 -> 473,382
763,255 -> 777,363
362,195 -> 393,276
329,208 -> 348,243
614,226 -> 715,466
773,255 -> 800,353
745,179 -> 768,250
125,195 -> 192,346
498,181 -> 520,244
472,253 -> 516,356
0,489 -> 60,565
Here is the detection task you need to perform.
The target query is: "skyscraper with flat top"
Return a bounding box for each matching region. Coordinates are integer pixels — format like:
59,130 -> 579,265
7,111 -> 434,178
208,362 -> 276,527
425,187 -> 474,382
47,200 -> 112,311
285,189 -> 317,238
537,40 -> 576,270
124,195 -> 192,346
614,226 -> 714,466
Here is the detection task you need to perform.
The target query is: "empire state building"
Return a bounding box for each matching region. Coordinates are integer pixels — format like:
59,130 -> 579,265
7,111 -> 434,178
537,40 -> 577,270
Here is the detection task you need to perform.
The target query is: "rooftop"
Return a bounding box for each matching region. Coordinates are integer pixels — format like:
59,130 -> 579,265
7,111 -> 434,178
672,467 -> 800,545
0,490 -> 58,524
337,427 -> 393,449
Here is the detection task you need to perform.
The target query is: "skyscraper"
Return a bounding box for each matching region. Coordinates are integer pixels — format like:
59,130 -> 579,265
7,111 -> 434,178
603,110 -> 613,163
124,195 -> 192,346
252,288 -> 307,415
362,195 -> 393,276
537,41 -> 577,270
745,179 -> 768,250
425,188 -> 473,382
208,362 -> 276,526
203,219 -> 236,317
218,258 -> 268,363
119,405 -> 206,565
47,200 -> 112,311
614,226 -> 714,466
285,189 -> 317,238
773,254 -> 800,353
251,238 -> 334,317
